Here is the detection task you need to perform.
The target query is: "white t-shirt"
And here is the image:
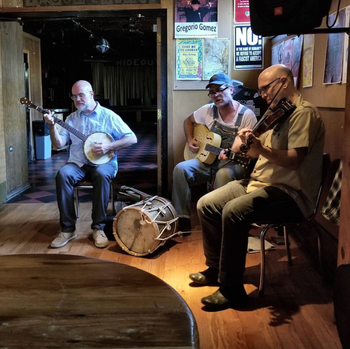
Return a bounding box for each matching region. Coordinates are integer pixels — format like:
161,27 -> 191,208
193,103 -> 257,130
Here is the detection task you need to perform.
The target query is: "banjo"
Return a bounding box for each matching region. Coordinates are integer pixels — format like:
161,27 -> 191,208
20,97 -> 114,165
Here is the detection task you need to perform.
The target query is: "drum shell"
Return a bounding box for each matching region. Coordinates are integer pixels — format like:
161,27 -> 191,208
113,197 -> 178,256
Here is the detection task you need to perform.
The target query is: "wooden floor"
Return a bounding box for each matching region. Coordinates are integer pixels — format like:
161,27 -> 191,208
0,202 -> 342,349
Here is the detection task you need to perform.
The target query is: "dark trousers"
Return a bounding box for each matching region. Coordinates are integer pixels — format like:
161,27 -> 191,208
197,181 -> 304,290
56,162 -> 116,232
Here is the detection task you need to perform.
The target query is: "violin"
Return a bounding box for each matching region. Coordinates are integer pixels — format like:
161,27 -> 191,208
240,99 -> 296,153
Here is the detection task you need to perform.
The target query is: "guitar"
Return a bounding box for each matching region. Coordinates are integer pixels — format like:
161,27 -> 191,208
183,124 -> 251,168
20,97 -> 114,165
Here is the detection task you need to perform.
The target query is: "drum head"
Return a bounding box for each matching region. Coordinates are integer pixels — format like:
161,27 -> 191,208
113,208 -> 160,256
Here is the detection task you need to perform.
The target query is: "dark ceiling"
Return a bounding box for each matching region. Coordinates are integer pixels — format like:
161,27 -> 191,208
18,10 -> 159,62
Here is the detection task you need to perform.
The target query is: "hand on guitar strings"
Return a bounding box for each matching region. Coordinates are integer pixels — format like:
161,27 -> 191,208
188,139 -> 200,154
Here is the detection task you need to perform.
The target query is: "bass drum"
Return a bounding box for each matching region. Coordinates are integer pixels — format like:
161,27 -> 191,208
113,196 -> 178,256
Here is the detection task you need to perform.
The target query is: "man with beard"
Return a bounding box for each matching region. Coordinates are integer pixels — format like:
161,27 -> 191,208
44,80 -> 137,249
172,73 -> 257,234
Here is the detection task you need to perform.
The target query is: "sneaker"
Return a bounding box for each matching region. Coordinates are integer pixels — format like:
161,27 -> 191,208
92,229 -> 109,248
51,231 -> 77,248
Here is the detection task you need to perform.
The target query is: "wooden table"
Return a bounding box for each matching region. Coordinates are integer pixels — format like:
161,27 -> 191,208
0,254 -> 199,348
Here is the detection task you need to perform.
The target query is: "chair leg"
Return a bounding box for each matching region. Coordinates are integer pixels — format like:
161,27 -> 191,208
110,182 -> 116,215
259,227 -> 269,296
317,231 -> 324,276
74,187 -> 80,218
284,226 -> 293,266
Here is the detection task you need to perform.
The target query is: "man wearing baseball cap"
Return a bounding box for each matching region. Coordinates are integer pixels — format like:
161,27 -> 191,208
172,73 -> 257,234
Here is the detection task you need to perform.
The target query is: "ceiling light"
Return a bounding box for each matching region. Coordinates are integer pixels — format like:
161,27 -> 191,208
95,38 -> 110,54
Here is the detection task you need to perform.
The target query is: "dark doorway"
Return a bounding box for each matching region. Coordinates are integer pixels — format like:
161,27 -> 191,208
18,9 -> 167,196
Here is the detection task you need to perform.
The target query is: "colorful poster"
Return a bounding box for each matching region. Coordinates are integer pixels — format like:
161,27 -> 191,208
234,25 -> 263,70
271,36 -> 303,87
175,0 -> 218,39
283,39 -> 293,70
176,39 -> 203,80
302,34 -> 315,88
203,38 -> 230,79
271,41 -> 285,65
234,0 -> 250,23
291,35 -> 303,87
324,8 -> 346,84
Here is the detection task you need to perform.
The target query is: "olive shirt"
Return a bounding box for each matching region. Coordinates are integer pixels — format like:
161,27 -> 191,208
247,95 -> 325,218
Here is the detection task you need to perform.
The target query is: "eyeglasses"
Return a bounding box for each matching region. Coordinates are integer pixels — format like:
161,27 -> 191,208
207,85 -> 230,98
257,78 -> 281,97
71,91 -> 92,100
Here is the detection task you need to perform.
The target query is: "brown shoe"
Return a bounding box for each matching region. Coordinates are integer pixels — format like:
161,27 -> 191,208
201,287 -> 247,309
189,267 -> 219,285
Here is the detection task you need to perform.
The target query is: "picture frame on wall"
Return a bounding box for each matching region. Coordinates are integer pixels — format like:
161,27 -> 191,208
174,0 -> 219,39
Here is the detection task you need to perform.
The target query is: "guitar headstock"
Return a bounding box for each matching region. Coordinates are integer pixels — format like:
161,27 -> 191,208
20,97 -> 37,109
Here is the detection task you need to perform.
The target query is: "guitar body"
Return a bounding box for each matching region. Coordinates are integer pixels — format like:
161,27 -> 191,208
183,124 -> 222,165
83,132 -> 114,165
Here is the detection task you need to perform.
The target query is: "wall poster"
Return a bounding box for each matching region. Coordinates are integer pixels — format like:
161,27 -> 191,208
271,36 -> 303,87
234,0 -> 250,23
203,38 -> 230,80
324,8 -> 346,84
174,0 -> 218,39
176,39 -> 203,80
234,25 -> 263,70
302,34 -> 315,88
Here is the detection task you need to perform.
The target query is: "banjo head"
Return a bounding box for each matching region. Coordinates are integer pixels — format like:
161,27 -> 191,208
83,132 -> 114,165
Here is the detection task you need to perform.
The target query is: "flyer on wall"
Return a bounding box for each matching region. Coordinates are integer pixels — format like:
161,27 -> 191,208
176,39 -> 203,80
234,25 -> 263,70
234,0 -> 250,23
174,0 -> 218,39
203,38 -> 230,80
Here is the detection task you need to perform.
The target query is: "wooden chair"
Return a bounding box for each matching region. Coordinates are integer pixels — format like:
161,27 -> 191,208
74,180 -> 116,218
255,153 -> 330,296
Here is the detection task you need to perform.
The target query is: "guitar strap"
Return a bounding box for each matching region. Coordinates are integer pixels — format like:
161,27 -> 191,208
208,105 -> 247,190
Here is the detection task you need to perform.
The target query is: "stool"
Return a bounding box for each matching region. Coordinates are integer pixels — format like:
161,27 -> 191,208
74,180 -> 116,218
255,153 -> 330,296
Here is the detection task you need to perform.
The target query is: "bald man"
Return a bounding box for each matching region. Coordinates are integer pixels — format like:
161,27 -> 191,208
190,64 -> 325,309
44,80 -> 137,249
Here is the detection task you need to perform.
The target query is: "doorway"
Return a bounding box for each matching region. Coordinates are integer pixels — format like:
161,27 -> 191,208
19,9 -> 167,196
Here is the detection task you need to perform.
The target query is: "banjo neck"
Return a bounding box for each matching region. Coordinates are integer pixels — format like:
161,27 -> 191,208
32,103 -> 88,142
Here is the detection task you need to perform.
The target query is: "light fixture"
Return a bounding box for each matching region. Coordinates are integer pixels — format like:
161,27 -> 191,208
95,38 -> 110,54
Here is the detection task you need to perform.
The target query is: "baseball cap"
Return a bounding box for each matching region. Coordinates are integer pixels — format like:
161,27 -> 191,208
206,73 -> 233,88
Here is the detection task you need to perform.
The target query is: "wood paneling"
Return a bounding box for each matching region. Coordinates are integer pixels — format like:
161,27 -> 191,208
0,22 -> 27,194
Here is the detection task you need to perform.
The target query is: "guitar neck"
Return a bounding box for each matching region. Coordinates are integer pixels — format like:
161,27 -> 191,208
205,143 -> 236,160
205,143 -> 223,156
35,105 -> 87,142
204,142 -> 250,167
